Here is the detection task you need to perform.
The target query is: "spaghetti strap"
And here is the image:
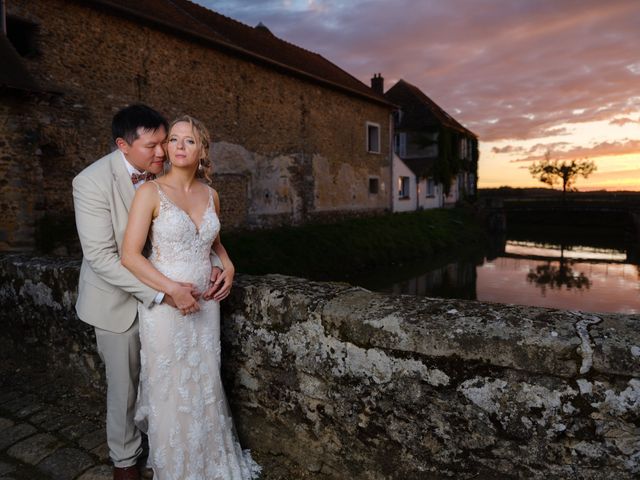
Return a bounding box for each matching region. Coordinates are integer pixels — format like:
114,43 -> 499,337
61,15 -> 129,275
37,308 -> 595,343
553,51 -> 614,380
150,180 -> 167,198
150,181 -> 170,210
150,179 -> 161,192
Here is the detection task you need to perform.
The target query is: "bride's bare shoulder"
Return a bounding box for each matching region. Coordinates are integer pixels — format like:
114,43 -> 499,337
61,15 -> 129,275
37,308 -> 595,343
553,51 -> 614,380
206,185 -> 219,200
136,181 -> 161,197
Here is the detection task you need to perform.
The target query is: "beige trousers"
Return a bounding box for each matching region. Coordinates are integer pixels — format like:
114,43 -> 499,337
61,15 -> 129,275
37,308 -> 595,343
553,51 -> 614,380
95,321 -> 142,468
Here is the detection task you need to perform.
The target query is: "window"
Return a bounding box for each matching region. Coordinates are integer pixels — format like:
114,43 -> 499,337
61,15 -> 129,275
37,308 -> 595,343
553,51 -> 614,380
366,122 -> 380,153
393,132 -> 406,156
398,176 -> 410,199
369,177 -> 379,194
7,16 -> 39,57
459,137 -> 468,159
392,109 -> 403,126
426,177 -> 435,197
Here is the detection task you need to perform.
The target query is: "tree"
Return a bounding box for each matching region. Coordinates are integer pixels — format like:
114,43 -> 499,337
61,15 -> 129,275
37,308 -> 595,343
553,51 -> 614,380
528,151 -> 596,196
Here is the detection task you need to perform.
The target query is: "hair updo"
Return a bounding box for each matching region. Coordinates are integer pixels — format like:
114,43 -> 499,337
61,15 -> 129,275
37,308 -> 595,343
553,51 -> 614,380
166,115 -> 212,184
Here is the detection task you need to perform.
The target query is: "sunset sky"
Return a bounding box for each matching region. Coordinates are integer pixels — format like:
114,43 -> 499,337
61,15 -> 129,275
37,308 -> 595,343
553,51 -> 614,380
196,0 -> 640,191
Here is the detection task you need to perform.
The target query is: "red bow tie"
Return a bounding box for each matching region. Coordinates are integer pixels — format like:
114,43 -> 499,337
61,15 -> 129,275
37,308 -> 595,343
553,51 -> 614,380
131,171 -> 156,185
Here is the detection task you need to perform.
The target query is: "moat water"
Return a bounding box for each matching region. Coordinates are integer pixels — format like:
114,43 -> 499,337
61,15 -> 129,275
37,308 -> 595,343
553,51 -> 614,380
349,233 -> 640,315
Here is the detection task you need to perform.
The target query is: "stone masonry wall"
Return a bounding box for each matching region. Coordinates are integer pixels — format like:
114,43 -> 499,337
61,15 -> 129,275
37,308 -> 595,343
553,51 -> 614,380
1,254 -> 639,479
2,0 -> 391,249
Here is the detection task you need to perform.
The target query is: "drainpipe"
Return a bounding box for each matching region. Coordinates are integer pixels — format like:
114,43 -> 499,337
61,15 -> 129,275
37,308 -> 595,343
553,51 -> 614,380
389,112 -> 394,212
1,0 -> 6,36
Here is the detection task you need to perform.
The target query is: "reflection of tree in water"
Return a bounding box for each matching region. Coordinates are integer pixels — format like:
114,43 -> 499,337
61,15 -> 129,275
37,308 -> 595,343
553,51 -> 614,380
526,246 -> 591,295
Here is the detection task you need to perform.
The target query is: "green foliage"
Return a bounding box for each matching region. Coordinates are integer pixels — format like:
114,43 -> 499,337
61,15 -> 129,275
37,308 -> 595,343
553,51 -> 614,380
433,127 -> 464,196
469,138 -> 479,174
223,208 -> 485,280
528,151 -> 596,195
412,128 -> 475,198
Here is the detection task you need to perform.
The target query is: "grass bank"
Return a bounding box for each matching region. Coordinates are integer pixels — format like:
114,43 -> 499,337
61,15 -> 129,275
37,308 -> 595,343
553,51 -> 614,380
223,208 -> 486,281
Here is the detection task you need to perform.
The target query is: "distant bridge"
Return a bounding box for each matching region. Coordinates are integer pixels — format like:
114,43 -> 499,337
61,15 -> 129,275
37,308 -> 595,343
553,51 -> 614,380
482,196 -> 640,241
503,197 -> 640,214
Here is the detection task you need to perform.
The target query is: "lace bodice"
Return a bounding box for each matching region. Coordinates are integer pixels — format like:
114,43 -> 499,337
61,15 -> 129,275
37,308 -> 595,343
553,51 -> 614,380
149,183 -> 221,292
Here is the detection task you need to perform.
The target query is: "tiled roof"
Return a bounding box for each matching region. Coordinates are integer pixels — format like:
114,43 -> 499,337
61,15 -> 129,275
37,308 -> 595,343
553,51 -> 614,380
386,79 -> 476,138
85,0 -> 392,107
0,36 -> 48,92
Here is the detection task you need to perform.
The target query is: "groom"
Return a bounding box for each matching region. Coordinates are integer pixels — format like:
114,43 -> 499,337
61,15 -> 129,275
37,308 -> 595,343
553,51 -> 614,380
73,104 -> 222,480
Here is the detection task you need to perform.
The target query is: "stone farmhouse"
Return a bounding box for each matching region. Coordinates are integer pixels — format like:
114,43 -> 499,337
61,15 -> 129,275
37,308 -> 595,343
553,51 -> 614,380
0,0 -> 394,251
373,77 -> 478,212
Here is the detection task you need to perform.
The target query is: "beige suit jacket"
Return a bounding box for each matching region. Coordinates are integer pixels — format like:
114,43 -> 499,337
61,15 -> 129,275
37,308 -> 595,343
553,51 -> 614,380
73,150 -> 157,333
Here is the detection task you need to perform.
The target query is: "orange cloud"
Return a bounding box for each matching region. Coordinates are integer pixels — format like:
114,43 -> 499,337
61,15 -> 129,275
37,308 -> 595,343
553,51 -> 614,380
610,117 -> 640,126
510,139 -> 640,163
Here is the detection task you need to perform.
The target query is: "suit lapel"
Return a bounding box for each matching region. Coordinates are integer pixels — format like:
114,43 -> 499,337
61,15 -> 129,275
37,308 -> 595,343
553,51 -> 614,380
111,151 -> 135,211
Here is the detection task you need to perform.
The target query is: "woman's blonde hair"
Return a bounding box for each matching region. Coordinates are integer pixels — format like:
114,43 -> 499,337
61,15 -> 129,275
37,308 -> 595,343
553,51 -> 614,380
166,115 -> 212,184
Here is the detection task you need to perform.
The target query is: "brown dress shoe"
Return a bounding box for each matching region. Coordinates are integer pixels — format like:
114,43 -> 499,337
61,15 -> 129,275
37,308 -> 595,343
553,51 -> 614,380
113,465 -> 140,480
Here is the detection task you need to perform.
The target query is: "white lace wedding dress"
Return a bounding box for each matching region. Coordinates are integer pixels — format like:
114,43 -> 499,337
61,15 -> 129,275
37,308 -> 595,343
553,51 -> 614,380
135,182 -> 260,480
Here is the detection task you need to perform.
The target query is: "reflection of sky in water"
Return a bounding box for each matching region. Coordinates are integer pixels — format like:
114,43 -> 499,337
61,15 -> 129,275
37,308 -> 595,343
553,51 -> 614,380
505,241 -> 627,262
477,256 -> 639,314
365,240 -> 639,314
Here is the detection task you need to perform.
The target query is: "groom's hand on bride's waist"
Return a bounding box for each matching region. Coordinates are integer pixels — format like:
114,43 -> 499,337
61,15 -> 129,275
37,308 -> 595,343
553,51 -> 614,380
163,282 -> 202,315
189,284 -> 202,300
162,294 -> 177,308
163,282 -> 202,308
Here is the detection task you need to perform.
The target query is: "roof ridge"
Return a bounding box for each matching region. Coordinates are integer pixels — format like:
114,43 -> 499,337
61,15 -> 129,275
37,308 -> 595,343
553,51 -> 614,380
386,78 -> 475,137
171,0 -> 383,100
174,0 -> 325,58
168,0 -> 241,43
396,79 -> 475,136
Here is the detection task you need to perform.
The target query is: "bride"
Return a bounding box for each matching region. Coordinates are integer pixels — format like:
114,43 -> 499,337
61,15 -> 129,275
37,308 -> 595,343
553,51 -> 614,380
121,115 -> 260,480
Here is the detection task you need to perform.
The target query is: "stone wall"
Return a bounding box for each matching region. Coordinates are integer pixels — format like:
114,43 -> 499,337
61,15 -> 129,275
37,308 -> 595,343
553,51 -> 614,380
1,254 -> 638,479
2,0 -> 391,249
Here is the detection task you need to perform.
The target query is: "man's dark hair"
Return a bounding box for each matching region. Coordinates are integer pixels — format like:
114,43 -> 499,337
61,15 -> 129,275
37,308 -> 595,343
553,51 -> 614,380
111,104 -> 169,145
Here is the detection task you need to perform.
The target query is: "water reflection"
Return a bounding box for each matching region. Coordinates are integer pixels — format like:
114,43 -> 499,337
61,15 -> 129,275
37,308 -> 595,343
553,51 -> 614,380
353,238 -> 640,314
526,261 -> 591,294
525,245 -> 591,294
388,262 -> 477,300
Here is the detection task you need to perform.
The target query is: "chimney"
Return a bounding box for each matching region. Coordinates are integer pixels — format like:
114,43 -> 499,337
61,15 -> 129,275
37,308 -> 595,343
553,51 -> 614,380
371,73 -> 384,95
